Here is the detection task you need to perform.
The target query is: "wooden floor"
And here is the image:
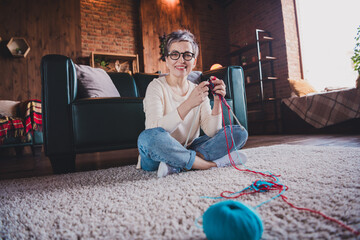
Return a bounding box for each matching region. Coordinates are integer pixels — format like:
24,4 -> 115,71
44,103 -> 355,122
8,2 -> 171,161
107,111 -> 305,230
1,134 -> 360,180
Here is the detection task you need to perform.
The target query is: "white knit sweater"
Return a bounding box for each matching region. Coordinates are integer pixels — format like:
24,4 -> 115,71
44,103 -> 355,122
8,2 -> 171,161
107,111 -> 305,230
136,76 -> 222,169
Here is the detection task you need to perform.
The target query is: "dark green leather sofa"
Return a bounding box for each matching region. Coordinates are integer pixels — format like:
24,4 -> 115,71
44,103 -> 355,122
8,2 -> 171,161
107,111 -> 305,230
41,54 -> 247,173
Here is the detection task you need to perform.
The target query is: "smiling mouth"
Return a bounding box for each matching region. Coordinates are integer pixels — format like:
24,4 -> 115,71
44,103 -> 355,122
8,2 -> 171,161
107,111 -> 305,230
175,66 -> 186,70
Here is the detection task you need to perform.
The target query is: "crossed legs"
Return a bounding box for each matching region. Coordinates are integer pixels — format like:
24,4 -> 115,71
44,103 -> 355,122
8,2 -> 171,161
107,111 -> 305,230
137,125 -> 248,172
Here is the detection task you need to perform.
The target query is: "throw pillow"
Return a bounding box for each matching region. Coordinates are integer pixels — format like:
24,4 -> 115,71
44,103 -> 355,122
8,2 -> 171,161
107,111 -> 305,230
187,71 -> 202,84
288,79 -> 317,97
75,64 -> 120,98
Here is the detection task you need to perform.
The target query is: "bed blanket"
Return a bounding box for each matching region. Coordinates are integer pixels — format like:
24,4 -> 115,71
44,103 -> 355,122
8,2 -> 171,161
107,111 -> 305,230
0,100 -> 42,145
0,117 -> 25,144
24,99 -> 42,134
282,88 -> 360,128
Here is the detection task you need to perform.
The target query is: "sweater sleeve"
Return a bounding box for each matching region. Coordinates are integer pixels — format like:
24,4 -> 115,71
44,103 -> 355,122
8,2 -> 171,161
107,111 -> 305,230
143,80 -> 182,133
199,98 -> 222,137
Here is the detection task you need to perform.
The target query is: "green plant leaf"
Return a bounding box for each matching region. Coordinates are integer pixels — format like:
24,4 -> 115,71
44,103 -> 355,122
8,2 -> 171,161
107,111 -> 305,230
352,25 -> 360,73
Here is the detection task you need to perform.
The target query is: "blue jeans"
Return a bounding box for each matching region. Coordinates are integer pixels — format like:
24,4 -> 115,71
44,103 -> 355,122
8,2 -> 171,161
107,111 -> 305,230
137,125 -> 248,171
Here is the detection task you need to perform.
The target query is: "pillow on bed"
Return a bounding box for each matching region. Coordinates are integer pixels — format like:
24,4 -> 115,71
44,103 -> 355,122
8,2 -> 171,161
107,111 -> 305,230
75,64 -> 120,98
288,79 -> 317,97
0,100 -> 20,117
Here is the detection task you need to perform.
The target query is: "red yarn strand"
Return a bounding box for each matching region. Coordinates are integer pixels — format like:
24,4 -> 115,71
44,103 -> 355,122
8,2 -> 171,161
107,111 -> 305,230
209,78 -> 359,236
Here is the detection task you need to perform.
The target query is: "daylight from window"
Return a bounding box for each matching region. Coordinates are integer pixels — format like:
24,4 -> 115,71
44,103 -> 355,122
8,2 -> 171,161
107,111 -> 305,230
296,0 -> 360,91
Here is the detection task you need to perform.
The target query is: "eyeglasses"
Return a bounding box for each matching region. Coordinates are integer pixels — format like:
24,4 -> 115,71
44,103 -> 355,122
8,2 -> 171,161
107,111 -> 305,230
167,51 -> 195,61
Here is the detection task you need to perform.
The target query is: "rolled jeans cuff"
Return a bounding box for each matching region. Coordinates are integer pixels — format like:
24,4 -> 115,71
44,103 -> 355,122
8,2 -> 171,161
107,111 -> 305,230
185,150 -> 196,170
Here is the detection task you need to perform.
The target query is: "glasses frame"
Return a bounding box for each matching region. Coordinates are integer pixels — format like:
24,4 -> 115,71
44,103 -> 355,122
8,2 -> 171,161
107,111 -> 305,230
167,51 -> 195,61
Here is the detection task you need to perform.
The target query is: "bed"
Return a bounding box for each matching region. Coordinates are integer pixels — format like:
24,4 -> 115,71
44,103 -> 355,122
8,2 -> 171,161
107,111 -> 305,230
281,87 -> 360,134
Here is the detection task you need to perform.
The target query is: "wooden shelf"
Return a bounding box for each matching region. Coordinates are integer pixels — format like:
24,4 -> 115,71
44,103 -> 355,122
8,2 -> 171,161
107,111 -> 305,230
240,29 -> 280,133
262,36 -> 274,41
246,77 -> 278,87
241,56 -> 276,70
90,52 -> 139,74
263,56 -> 277,60
229,37 -> 274,57
6,37 -> 30,58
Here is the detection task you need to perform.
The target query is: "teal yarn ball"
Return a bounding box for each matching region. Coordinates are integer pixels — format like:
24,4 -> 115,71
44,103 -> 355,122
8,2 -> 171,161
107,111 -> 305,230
203,200 -> 263,240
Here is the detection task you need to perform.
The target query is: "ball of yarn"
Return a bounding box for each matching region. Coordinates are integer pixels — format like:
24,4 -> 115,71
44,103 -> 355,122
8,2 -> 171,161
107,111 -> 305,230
203,200 -> 263,240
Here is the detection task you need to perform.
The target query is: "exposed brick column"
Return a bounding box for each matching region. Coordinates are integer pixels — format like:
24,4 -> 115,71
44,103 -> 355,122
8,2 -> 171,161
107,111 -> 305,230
281,0 -> 303,81
80,0 -> 139,58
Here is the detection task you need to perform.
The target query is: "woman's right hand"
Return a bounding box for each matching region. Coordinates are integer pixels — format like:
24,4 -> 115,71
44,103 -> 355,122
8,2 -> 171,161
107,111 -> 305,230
177,81 -> 209,120
186,81 -> 209,109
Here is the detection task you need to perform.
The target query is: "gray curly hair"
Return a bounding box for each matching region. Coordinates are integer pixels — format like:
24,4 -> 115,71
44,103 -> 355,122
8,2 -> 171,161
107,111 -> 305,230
161,29 -> 199,62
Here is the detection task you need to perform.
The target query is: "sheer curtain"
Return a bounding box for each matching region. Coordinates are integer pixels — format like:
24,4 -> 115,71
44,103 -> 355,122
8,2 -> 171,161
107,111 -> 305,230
296,0 -> 359,91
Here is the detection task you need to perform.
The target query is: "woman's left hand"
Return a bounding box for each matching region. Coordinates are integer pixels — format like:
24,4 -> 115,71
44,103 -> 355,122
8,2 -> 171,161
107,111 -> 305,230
210,76 -> 226,101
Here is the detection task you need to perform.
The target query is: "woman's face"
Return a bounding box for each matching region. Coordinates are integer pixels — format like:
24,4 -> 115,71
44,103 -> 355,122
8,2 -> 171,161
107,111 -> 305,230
165,41 -> 197,79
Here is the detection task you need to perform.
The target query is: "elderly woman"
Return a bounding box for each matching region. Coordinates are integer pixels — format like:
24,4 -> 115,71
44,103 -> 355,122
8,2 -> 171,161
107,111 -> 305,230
137,30 -> 248,177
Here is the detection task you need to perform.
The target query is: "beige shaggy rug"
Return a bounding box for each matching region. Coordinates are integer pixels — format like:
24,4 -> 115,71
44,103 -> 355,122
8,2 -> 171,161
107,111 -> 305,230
0,144 -> 359,239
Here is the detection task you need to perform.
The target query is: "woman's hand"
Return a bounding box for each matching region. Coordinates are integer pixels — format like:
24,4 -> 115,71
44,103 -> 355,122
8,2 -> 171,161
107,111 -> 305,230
209,76 -> 226,116
186,81 -> 210,108
210,76 -> 226,101
177,81 -> 209,120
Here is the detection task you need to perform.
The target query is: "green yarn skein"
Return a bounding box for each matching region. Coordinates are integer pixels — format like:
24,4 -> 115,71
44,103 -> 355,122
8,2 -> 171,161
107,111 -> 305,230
203,200 -> 263,240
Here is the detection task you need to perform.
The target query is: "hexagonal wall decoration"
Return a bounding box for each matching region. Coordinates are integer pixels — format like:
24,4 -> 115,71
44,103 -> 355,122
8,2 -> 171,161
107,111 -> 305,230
6,37 -> 31,58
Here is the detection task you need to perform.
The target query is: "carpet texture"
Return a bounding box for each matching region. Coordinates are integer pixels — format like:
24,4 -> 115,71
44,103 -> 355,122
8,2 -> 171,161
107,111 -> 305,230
1,145 -> 359,239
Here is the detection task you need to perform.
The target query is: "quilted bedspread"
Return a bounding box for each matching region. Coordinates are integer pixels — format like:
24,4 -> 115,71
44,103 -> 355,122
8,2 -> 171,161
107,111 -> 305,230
282,88 -> 360,128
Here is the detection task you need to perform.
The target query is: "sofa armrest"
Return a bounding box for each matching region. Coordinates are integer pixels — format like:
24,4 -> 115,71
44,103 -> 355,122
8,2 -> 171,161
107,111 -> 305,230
41,54 -> 77,156
201,66 -> 248,130
72,97 -> 145,152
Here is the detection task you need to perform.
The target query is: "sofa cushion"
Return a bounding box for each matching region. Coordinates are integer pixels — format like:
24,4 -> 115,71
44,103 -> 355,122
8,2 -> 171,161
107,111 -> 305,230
72,98 -> 145,151
107,73 -> 138,97
75,64 -> 120,98
134,73 -> 160,97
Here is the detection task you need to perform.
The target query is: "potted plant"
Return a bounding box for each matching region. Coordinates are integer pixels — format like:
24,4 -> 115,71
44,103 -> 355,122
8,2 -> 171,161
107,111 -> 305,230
94,57 -> 110,70
15,47 -> 22,55
351,25 -> 360,88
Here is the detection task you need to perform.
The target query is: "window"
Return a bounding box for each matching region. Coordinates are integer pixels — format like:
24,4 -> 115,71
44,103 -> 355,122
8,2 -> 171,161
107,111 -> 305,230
296,0 -> 359,90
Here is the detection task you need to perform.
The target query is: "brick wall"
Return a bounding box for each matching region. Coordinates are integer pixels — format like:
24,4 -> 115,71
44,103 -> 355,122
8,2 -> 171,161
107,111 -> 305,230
80,0 -> 139,58
225,0 -> 293,99
224,0 -> 302,134
281,0 -> 303,80
80,0 -> 230,72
